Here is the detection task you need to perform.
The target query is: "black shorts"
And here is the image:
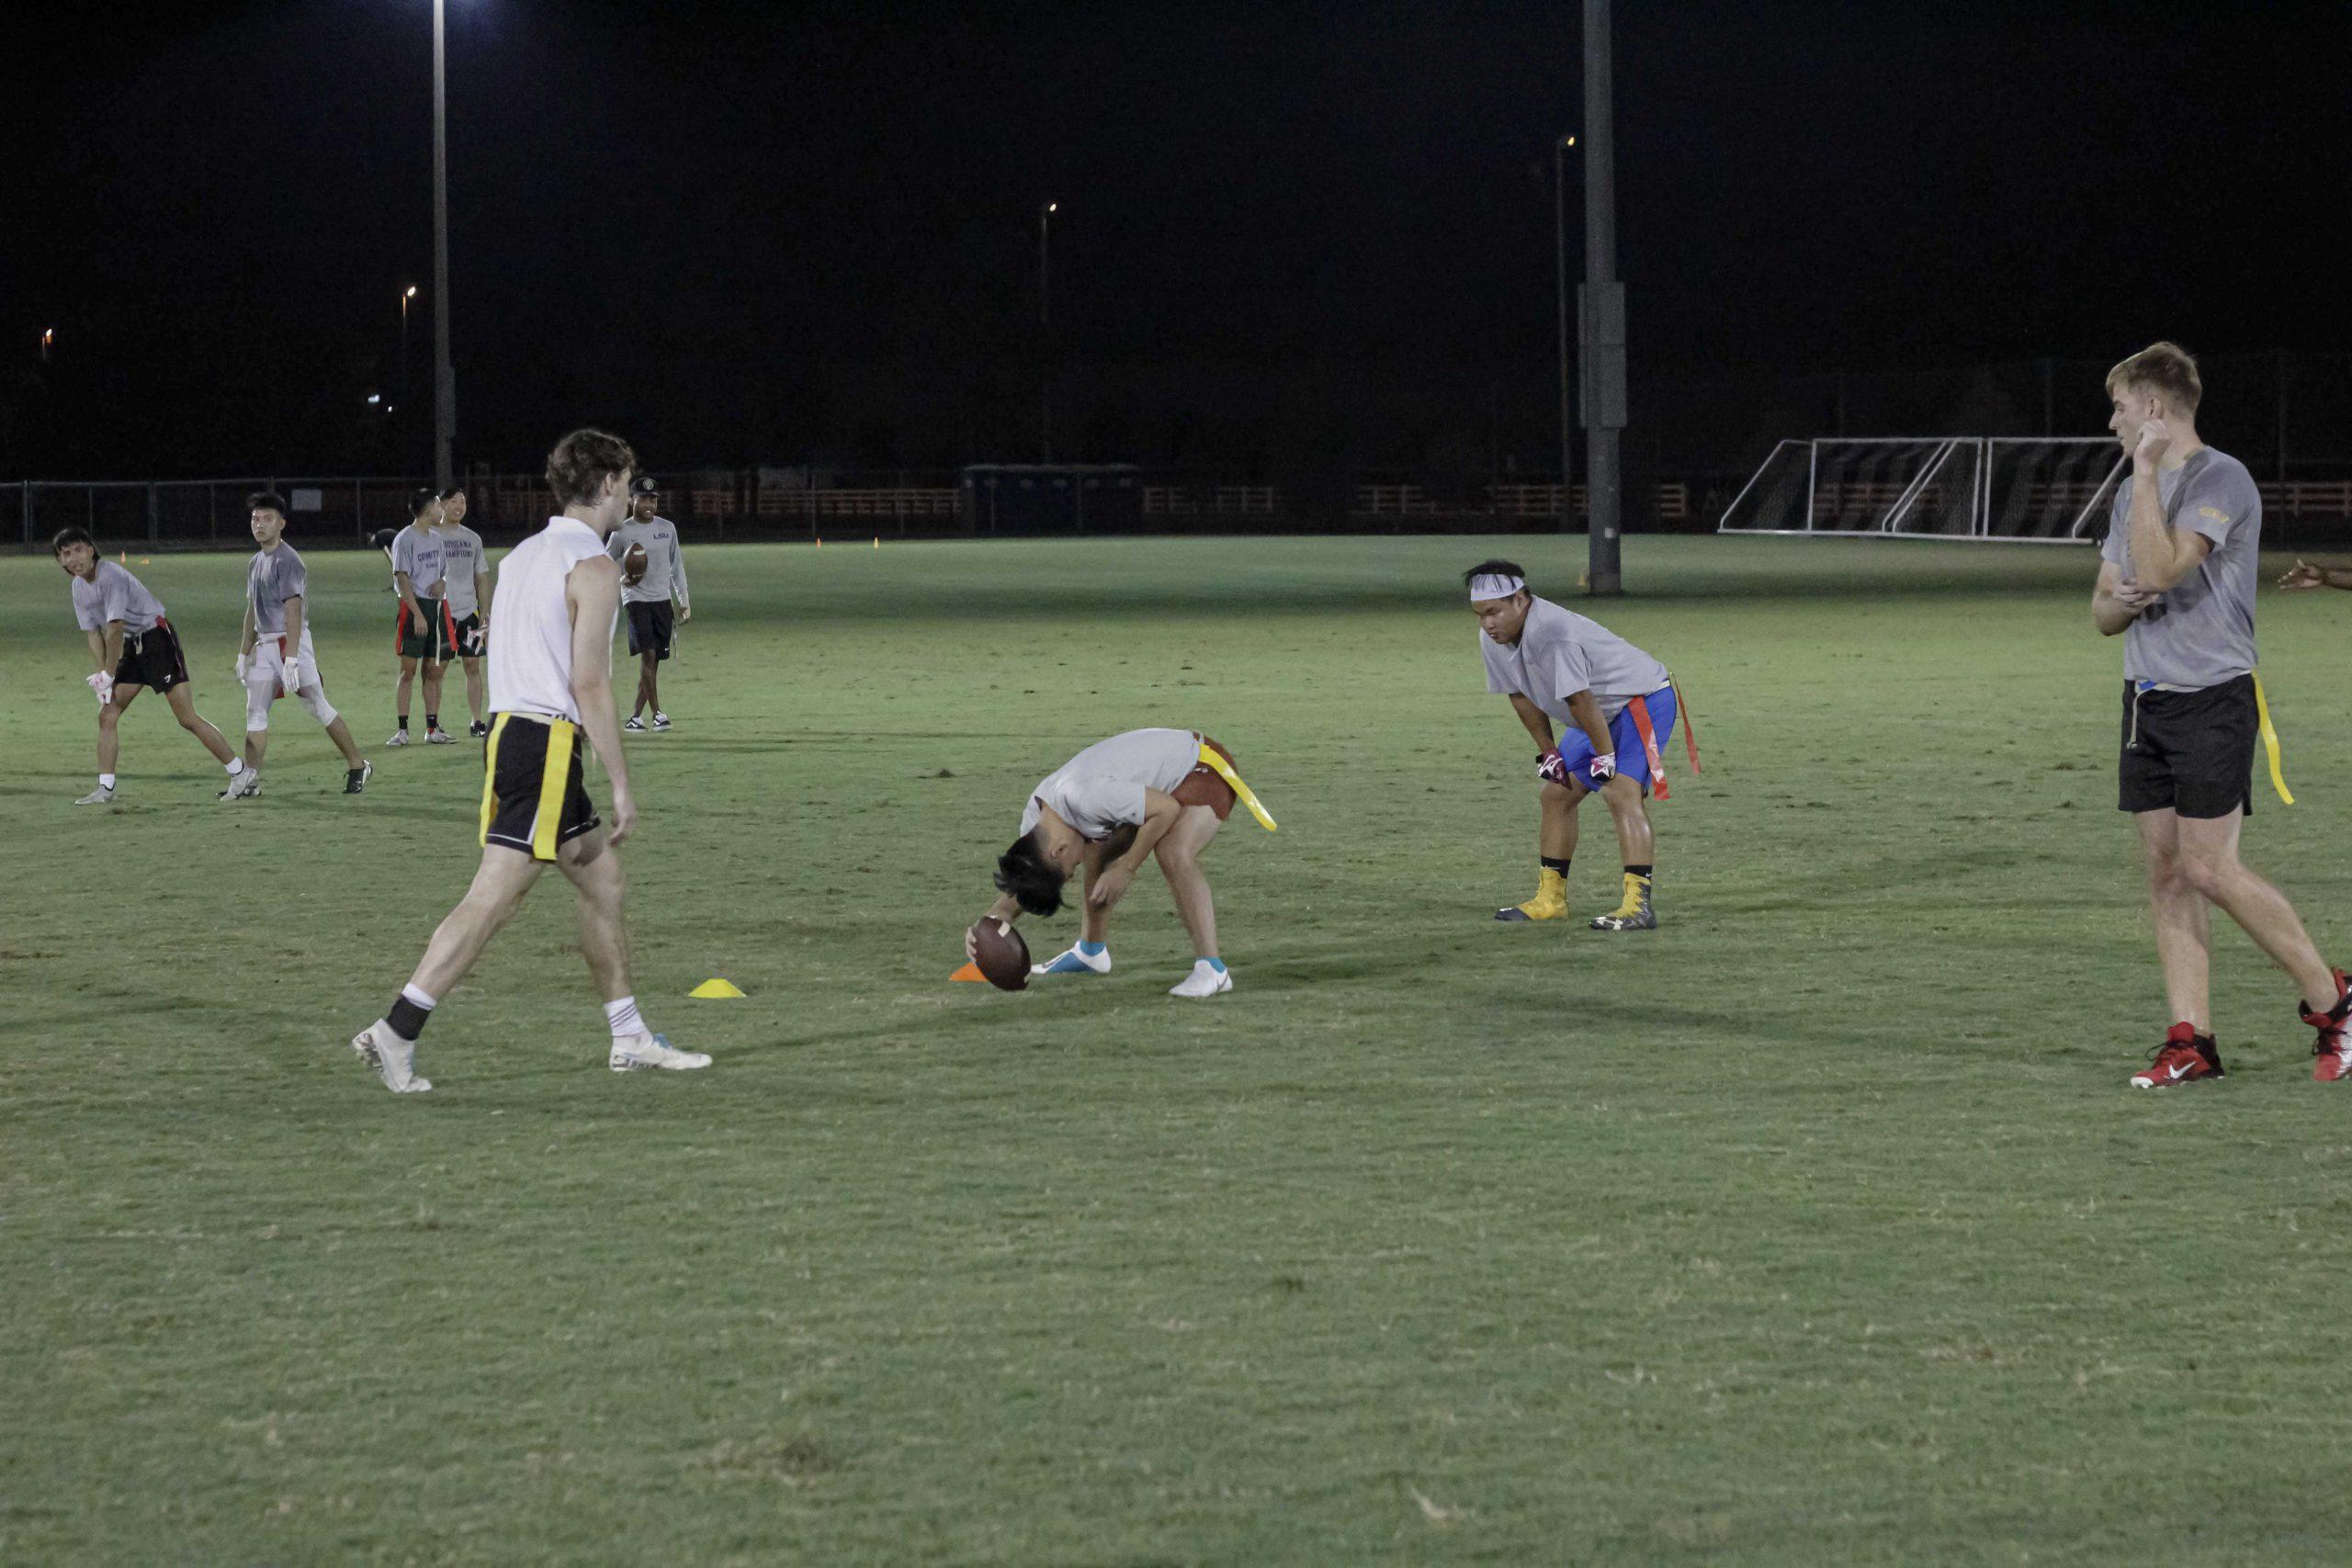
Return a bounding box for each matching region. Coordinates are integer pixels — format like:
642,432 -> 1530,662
626,601 -> 675,660
397,597 -> 457,662
114,619 -> 190,694
2119,675 -> 2256,819
479,714 -> 601,861
450,612 -> 486,659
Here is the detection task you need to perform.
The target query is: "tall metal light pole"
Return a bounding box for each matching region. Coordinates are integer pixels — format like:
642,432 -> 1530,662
400,285 -> 417,402
1553,132 -> 1577,536
432,0 -> 456,492
1580,0 -> 1625,596
1039,201 -> 1057,463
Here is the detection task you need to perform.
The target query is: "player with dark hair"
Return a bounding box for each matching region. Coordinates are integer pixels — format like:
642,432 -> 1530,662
387,487 -> 456,746
607,476 -> 691,731
52,527 -> 250,804
1467,558 -> 1686,931
2089,341 -> 2349,1087
436,484 -> 494,739
232,492 -> 372,796
350,429 -> 707,1093
967,728 -> 1275,998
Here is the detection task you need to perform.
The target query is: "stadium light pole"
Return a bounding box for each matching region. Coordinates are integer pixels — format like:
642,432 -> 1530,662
1553,133 -> 1577,536
431,0 -> 456,493
1039,201 -> 1057,464
1580,0 -> 1625,596
400,285 -> 417,405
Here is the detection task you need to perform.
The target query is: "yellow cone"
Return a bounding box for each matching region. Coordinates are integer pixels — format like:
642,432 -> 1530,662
689,977 -> 746,998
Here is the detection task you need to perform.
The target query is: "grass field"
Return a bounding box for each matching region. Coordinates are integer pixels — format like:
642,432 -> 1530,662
7,533 -> 2352,1564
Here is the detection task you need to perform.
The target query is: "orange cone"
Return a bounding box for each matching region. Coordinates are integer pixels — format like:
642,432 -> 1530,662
949,962 -> 987,983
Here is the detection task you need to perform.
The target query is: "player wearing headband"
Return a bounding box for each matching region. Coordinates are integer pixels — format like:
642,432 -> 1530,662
970,728 -> 1276,998
1468,559 -> 1681,931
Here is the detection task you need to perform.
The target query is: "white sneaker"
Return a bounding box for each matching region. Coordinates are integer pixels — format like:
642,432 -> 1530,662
386,728 -> 410,747
623,716 -> 646,733
75,784 -> 116,806
651,711 -> 672,731
1033,943 -> 1113,976
609,1032 -> 711,1072
217,769 -> 261,801
1168,962 -> 1233,998
351,1021 -> 432,1094
425,728 -> 456,745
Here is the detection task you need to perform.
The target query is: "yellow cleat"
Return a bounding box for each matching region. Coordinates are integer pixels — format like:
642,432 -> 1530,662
1589,872 -> 1657,931
1496,868 -> 1569,923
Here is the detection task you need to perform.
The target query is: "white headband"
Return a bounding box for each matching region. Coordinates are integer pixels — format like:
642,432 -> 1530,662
1468,574 -> 1526,602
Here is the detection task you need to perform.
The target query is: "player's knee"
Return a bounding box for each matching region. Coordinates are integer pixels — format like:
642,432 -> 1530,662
301,692 -> 338,727
1539,780 -> 1579,807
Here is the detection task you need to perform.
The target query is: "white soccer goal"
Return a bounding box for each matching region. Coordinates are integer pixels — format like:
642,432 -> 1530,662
1718,436 -> 2124,543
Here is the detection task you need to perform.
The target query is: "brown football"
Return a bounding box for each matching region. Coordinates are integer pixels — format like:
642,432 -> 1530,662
968,918 -> 1031,991
622,543 -> 650,585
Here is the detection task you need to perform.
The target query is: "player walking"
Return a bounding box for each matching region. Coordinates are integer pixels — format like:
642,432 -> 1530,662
388,488 -> 457,746
231,492 -> 372,796
2088,343 -> 2349,1086
1468,560 -> 1680,931
350,429 -> 707,1092
606,476 -> 691,731
436,483 -> 494,739
972,728 -> 1275,998
53,527 -> 250,805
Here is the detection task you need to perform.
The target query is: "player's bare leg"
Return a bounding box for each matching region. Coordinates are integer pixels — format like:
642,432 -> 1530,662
1035,839 -> 1116,976
319,706 -> 367,770
162,682 -> 238,765
1589,773 -> 1658,931
1160,806 -> 1231,997
394,655 -> 419,737
639,649 -> 661,719
421,658 -> 448,737
1500,780 -> 1580,921
411,848 -> 548,998
96,683 -> 137,776
243,726 -> 271,776
460,656 -> 486,727
2172,809 -> 2336,1010
2136,809 -> 2213,1031
558,826 -> 707,1070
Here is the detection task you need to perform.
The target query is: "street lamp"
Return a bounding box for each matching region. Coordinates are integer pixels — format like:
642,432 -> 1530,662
40,327 -> 54,363
1553,133 -> 1577,536
1039,201 -> 1057,462
400,285 -> 418,404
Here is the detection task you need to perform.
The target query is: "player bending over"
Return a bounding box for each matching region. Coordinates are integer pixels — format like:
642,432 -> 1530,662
435,484 -> 494,739
387,488 -> 457,746
607,476 -> 691,731
970,728 -> 1275,998
230,492 -> 372,797
1468,559 -> 1679,931
53,527 -> 251,805
2088,342 -> 2348,1087
350,429 -> 708,1093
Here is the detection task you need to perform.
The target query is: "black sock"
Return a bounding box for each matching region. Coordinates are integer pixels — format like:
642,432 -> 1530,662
1626,863 -> 1653,879
398,712 -> 409,730
425,713 -> 438,730
1540,856 -> 1571,874
387,994 -> 433,1041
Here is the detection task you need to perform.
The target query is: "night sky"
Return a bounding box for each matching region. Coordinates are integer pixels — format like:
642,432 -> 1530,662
10,0 -> 2347,480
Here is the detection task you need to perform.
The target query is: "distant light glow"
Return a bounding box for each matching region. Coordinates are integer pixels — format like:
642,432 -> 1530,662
404,286 -> 418,299
367,393 -> 382,405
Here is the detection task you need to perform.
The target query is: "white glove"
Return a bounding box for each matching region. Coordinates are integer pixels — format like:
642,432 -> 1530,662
1589,751 -> 1617,782
86,671 -> 113,705
279,653 -> 304,696
235,651 -> 251,682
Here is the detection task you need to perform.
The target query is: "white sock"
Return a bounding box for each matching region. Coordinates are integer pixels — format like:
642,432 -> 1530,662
605,996 -> 644,1042
99,773 -> 117,790
401,983 -> 438,1010
226,757 -> 245,776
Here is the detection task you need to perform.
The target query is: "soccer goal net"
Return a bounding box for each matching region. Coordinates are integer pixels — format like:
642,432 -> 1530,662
1718,437 -> 2123,542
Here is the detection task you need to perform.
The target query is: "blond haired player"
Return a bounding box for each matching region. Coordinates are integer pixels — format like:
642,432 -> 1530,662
350,429 -> 708,1092
230,491 -> 371,796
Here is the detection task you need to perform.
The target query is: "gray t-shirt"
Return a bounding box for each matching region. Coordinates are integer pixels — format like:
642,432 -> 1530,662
1019,728 -> 1203,840
2099,447 -> 2261,690
390,523 -> 447,599
1481,595 -> 1670,722
438,525 -> 487,616
247,544 -> 310,636
607,516 -> 689,605
71,560 -> 165,636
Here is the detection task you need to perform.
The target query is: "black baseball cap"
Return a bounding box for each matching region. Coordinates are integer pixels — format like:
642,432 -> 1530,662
629,475 -> 660,496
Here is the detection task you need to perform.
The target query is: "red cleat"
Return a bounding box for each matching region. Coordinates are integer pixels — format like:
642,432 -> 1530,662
2302,969 -> 2352,1082
2132,1022 -> 2224,1089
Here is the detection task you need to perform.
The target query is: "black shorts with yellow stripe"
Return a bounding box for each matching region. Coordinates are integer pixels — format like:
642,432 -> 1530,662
479,714 -> 600,861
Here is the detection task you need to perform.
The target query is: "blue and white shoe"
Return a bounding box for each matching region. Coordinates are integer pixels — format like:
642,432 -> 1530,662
1032,943 -> 1113,977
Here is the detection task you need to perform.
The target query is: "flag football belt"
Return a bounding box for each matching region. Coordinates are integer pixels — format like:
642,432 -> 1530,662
1624,679 -> 1703,801
1197,740 -> 1277,832
2254,671 -> 2293,805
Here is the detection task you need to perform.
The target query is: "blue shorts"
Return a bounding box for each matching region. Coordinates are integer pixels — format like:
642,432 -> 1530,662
1556,684 -> 1676,793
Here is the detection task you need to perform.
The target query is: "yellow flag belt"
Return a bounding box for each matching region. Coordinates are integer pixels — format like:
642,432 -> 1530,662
1198,742 -> 1277,831
2253,671 -> 2294,806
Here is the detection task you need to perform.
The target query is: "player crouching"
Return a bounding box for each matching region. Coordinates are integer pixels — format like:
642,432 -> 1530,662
969,728 -> 1275,998
1468,559 -> 1690,931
